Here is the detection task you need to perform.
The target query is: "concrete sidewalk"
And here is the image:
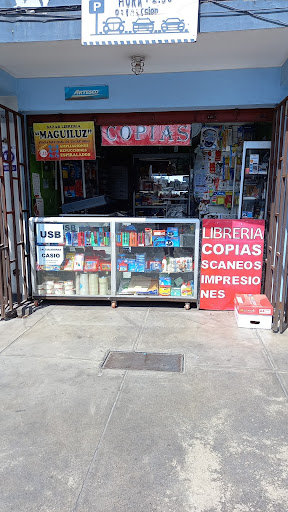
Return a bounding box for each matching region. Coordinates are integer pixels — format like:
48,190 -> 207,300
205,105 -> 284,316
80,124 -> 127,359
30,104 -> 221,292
1,303 -> 288,512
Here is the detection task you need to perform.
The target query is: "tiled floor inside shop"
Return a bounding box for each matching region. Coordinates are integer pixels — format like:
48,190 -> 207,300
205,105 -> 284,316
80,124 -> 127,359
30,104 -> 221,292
1,302 -> 288,512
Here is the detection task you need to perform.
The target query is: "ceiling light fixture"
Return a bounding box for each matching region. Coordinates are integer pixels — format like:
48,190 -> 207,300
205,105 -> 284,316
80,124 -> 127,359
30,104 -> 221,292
131,56 -> 145,75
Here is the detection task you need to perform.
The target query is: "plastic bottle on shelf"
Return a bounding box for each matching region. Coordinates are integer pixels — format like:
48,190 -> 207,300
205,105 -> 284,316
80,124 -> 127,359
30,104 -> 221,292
186,281 -> 193,296
181,282 -> 187,296
162,257 -> 167,272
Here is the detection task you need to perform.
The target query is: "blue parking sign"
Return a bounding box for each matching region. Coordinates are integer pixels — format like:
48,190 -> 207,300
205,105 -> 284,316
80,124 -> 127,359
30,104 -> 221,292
89,0 -> 104,14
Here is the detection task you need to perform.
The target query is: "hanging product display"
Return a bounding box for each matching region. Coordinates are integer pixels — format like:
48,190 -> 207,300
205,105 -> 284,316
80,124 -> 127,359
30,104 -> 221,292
238,141 -> 271,219
194,125 -> 252,219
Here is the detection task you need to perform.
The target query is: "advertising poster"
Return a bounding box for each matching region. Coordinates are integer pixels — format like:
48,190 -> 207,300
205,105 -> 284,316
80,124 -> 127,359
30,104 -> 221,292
81,0 -> 199,46
200,219 -> 265,310
33,122 -> 96,161
2,144 -> 16,172
36,223 -> 65,245
101,125 -> 191,146
36,246 -> 64,267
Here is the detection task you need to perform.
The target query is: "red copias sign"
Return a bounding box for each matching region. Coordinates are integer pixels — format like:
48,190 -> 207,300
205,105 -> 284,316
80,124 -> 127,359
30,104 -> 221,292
101,125 -> 191,146
200,219 -> 265,310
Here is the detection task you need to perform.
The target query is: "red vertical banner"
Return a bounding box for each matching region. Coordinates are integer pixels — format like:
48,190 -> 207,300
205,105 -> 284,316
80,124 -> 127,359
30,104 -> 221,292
200,219 -> 265,310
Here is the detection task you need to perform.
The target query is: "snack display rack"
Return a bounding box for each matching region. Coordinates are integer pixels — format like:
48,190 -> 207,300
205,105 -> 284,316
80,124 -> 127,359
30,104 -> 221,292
29,217 -> 200,308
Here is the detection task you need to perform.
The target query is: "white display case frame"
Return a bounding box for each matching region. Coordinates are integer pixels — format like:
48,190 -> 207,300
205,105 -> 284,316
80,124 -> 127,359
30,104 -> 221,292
29,216 -> 200,307
238,141 -> 271,219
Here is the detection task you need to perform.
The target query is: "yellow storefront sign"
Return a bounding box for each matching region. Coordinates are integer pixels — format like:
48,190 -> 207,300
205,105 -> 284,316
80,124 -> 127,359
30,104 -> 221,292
33,122 -> 96,161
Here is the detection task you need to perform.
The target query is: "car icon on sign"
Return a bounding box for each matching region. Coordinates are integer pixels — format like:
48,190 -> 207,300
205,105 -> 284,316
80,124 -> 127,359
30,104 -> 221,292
103,17 -> 125,34
161,18 -> 185,32
133,18 -> 154,34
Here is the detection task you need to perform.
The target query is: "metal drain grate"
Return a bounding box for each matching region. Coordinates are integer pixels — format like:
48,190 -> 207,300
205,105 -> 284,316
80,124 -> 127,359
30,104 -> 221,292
102,351 -> 184,373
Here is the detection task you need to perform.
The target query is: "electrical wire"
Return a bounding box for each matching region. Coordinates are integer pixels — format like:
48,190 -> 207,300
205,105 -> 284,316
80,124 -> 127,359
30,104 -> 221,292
0,1 -> 287,27
200,0 -> 288,28
0,17 -> 81,23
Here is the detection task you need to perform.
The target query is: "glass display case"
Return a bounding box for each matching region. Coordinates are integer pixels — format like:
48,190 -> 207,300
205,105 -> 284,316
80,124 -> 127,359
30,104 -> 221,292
29,217 -> 200,307
238,141 -> 271,219
29,218 -> 112,299
115,219 -> 198,304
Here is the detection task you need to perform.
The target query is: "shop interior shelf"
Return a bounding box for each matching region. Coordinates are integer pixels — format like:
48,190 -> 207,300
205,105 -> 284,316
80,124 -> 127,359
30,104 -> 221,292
63,245 -> 111,249
119,270 -> 193,274
36,270 -> 110,273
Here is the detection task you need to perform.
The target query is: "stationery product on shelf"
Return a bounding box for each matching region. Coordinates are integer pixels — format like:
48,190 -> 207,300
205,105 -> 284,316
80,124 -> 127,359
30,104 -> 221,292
65,228 -> 110,247
118,277 -> 158,295
129,232 -> 138,247
159,285 -> 171,296
138,232 -> 145,246
64,280 -> 75,295
99,276 -> 109,295
89,273 -> 99,295
100,259 -> 111,271
80,273 -> 89,295
145,228 -> 153,246
64,253 -> 75,270
122,232 -> 130,247
76,274 -> 80,295
74,253 -> 85,272
84,256 -> 99,272
54,281 -> 65,296
181,282 -> 193,296
136,253 -> 146,273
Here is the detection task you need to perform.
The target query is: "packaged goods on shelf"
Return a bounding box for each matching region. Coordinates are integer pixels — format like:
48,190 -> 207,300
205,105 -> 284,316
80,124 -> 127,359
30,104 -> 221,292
181,282 -> 193,296
153,229 -> 166,237
100,260 -> 111,271
136,253 -> 146,273
80,273 -> 89,295
165,237 -> 180,247
64,280 -> 75,295
74,253 -> 85,272
145,228 -> 153,246
118,277 -> 158,295
138,232 -> 145,246
84,256 -> 100,272
37,284 -> 45,294
166,227 -> 179,238
76,274 -> 80,294
148,259 -> 162,272
167,257 -> 193,273
89,274 -> 99,295
171,287 -> 181,296
65,228 -> 110,247
159,285 -> 171,296
153,236 -> 166,247
99,276 -> 109,295
54,281 -> 65,295
64,253 -> 75,270
116,226 -> 183,248
159,275 -> 172,286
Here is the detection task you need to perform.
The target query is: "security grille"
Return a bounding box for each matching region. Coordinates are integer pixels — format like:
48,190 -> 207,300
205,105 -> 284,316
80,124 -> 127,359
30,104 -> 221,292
265,97 -> 288,333
0,104 -> 31,319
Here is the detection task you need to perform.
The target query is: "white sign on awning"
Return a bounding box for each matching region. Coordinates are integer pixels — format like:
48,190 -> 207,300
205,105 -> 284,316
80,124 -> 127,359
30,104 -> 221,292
81,0 -> 199,46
